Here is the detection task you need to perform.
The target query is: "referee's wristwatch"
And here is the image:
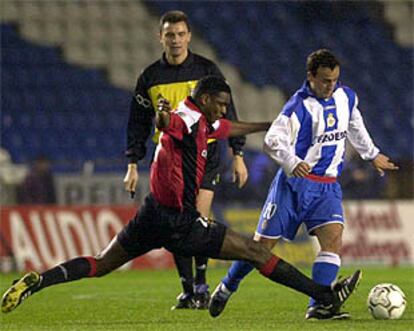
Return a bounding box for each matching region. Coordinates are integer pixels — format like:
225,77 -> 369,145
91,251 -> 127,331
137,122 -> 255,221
233,150 -> 244,157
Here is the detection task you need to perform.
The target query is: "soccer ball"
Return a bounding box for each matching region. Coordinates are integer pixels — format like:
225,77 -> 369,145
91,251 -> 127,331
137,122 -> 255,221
367,283 -> 407,319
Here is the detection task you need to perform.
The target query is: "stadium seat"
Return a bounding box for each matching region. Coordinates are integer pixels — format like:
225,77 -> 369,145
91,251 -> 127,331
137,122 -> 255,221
1,24 -> 131,170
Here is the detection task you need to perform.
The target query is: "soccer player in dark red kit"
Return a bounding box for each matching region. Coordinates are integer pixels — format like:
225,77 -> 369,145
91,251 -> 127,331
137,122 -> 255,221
123,10 -> 248,309
1,76 -> 361,316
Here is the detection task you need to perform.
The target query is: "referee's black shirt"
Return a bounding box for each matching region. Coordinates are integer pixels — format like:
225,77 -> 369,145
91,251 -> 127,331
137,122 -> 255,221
125,51 -> 246,163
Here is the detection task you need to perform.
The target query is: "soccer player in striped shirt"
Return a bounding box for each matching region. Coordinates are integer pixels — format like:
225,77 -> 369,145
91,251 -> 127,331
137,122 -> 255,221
209,49 -> 398,320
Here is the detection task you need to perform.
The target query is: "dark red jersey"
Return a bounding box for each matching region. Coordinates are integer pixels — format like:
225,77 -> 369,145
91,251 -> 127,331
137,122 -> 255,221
150,97 -> 231,211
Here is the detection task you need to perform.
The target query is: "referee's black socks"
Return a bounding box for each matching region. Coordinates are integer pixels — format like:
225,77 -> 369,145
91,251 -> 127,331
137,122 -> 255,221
173,254 -> 194,295
195,256 -> 208,286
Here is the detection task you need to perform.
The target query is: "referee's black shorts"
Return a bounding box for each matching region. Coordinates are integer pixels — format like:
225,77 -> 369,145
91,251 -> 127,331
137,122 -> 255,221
117,194 -> 227,259
201,141 -> 220,191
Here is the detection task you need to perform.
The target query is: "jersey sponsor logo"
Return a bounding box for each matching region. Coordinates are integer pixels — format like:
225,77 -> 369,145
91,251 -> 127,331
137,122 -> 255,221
312,130 -> 347,145
135,93 -> 152,108
262,202 -> 277,220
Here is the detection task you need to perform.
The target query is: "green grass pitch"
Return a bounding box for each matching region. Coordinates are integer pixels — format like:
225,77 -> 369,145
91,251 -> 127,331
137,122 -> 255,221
1,266 -> 412,330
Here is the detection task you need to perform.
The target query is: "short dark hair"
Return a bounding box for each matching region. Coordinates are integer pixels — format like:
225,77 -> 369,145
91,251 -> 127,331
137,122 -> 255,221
159,10 -> 191,33
306,49 -> 340,76
192,76 -> 231,100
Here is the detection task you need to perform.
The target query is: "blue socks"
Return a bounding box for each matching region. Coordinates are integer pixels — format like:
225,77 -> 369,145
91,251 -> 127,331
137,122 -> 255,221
222,260 -> 255,292
309,251 -> 340,307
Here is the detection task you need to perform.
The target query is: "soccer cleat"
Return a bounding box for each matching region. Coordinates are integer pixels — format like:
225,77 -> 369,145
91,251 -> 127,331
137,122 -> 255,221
1,271 -> 41,313
170,292 -> 196,310
194,284 -> 210,310
208,282 -> 233,317
331,269 -> 362,311
305,305 -> 350,320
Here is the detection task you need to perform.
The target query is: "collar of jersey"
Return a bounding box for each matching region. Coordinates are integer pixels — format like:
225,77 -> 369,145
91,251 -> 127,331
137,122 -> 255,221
184,97 -> 202,113
161,50 -> 195,68
299,80 -> 341,102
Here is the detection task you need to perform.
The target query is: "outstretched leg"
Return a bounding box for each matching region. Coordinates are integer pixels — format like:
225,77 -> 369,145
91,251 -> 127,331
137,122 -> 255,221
1,237 -> 133,313
41,236 -> 132,289
218,229 -> 333,301
209,228 -> 361,317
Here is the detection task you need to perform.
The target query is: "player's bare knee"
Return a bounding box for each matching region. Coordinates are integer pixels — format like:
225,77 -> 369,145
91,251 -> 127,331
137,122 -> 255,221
321,235 -> 342,253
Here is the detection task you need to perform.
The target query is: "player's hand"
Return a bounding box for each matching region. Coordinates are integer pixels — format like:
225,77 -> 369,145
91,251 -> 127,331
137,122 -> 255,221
232,155 -> 248,188
157,98 -> 172,113
292,162 -> 311,178
371,153 -> 399,177
123,163 -> 139,198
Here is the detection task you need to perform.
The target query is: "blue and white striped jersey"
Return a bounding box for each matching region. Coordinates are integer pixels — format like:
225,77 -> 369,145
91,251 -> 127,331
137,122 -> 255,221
264,82 -> 380,177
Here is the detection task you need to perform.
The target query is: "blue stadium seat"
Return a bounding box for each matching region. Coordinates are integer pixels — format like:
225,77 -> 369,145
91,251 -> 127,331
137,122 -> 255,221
1,24 -> 132,170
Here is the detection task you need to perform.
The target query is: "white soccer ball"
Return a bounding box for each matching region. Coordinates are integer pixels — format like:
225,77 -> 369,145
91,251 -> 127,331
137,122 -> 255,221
367,283 -> 407,319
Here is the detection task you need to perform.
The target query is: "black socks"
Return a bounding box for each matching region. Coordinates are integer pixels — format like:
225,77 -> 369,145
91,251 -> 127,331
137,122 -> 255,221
260,256 -> 333,305
195,256 -> 208,285
37,257 -> 95,291
173,255 -> 194,295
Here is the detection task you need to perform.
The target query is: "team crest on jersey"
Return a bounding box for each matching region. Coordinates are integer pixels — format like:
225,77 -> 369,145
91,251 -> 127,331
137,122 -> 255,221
201,149 -> 208,158
327,113 -> 336,128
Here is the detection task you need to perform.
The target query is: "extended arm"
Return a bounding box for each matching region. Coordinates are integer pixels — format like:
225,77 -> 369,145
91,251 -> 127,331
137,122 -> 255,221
229,121 -> 271,137
348,106 -> 398,176
347,107 -> 379,161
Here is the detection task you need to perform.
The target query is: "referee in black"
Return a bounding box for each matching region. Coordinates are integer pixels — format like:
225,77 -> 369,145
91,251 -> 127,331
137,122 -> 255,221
123,10 -> 247,310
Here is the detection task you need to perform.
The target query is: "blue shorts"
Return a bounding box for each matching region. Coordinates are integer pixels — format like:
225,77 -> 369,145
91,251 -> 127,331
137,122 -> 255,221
256,170 -> 344,241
